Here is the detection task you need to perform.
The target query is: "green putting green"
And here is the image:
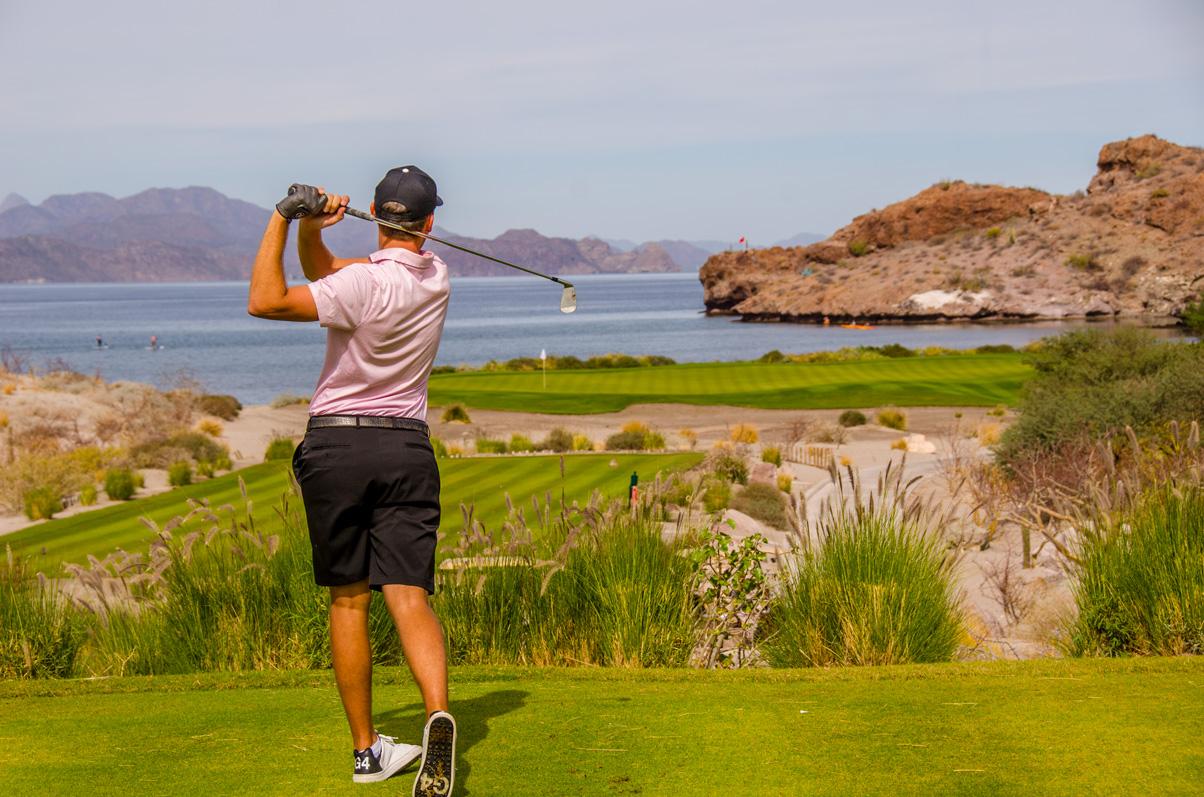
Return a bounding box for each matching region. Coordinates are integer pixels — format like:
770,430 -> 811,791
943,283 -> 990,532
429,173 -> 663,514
428,354 -> 1030,414
3,453 -> 702,569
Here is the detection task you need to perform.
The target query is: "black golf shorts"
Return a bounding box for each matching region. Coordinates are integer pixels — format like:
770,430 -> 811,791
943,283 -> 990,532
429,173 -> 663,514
292,426 -> 441,593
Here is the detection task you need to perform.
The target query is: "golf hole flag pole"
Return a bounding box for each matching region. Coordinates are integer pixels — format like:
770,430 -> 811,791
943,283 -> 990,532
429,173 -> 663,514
540,349 -> 547,388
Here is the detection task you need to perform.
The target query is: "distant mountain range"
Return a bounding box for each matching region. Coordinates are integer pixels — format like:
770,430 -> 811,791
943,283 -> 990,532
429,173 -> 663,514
0,188 -> 823,282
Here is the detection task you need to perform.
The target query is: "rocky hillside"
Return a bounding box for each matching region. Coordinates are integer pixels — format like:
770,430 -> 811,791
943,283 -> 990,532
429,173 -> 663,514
700,135 -> 1204,322
0,188 -> 681,282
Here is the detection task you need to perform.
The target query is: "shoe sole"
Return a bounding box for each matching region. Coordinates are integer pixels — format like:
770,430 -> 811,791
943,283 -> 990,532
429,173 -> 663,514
413,715 -> 456,797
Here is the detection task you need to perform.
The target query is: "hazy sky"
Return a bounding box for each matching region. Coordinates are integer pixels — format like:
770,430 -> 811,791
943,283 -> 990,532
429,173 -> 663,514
1,0 -> 1201,243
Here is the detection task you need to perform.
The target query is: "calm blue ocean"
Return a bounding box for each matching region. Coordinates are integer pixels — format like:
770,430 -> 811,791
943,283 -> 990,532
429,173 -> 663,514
0,274 -> 1185,406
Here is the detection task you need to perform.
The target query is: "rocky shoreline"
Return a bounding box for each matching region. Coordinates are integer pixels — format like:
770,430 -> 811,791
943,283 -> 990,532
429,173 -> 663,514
701,135 -> 1204,324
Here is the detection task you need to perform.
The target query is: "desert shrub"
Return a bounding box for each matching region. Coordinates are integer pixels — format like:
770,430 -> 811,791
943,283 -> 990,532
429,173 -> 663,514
22,487 -> 62,521
1065,253 -> 1101,271
703,480 -> 732,513
0,552 -> 87,678
639,355 -> 676,367
847,238 -> 869,257
975,344 -> 1016,354
196,460 -> 215,479
269,393 -> 309,409
104,469 -> 137,501
760,350 -> 786,363
585,353 -> 641,369
264,437 -> 296,462
997,327 -> 1204,464
730,423 -> 758,444
876,407 -> 907,431
710,451 -> 749,485
440,403 -> 471,424
730,481 -> 791,530
678,429 -> 698,450
605,431 -> 646,451
474,438 -> 507,455
890,438 -> 908,451
985,227 -> 1003,239
127,432 -> 227,469
0,449 -> 100,514
509,434 -> 535,453
663,476 -> 696,507
197,419 -> 223,437
1064,487 -> 1204,657
777,473 -> 793,493
167,461 -> 192,487
214,454 -> 233,471
762,463 -> 965,667
1150,189 -> 1169,199
571,434 -> 594,451
197,394 -> 241,420
430,437 -> 449,458
79,484 -> 98,506
988,405 -> 1007,417
761,447 -> 782,467
539,427 -> 574,453
839,410 -> 867,427
643,430 -> 665,450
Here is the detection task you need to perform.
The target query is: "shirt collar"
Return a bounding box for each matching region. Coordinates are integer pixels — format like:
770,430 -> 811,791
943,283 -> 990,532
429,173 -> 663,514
370,247 -> 434,269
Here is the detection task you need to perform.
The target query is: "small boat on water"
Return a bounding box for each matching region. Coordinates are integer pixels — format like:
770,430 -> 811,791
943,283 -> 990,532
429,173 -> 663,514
841,323 -> 876,330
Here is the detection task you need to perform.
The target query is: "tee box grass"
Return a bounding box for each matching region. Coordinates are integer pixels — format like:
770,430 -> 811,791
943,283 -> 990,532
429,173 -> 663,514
3,452 -> 703,568
428,354 -> 1030,414
1,657 -> 1200,796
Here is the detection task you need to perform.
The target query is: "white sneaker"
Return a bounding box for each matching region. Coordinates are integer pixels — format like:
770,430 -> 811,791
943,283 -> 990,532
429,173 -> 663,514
413,712 -> 456,797
353,732 -> 422,783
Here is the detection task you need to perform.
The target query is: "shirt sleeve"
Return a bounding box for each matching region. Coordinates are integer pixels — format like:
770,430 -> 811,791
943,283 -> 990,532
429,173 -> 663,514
308,266 -> 375,331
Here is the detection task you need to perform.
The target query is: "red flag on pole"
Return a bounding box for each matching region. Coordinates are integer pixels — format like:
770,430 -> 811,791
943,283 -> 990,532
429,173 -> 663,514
739,237 -> 745,243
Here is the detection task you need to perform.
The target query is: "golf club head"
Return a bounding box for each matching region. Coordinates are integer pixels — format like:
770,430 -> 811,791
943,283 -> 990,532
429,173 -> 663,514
560,284 -> 577,314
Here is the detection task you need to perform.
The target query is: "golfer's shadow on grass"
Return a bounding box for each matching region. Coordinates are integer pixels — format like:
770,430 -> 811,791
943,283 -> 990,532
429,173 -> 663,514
377,688 -> 528,795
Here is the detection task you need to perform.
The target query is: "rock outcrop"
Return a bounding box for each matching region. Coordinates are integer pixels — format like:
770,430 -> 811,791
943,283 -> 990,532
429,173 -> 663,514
701,135 -> 1204,322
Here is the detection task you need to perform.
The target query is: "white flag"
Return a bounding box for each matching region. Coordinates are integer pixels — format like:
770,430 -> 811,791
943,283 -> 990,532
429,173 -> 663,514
540,349 -> 547,360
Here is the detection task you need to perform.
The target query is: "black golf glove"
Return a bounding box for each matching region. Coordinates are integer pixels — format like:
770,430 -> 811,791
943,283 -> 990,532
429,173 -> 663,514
275,184 -> 326,220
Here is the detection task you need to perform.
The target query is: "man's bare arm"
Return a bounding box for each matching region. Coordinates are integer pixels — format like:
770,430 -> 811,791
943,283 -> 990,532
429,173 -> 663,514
297,190 -> 369,281
247,213 -> 320,322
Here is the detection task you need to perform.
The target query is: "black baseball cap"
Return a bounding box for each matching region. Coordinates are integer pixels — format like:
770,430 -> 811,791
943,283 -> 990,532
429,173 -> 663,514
374,166 -> 443,222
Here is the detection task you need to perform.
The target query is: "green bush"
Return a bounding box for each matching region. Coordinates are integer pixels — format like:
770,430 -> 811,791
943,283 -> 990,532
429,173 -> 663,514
1181,293 -> 1204,336
263,438 -> 296,461
998,327 -> 1204,463
876,407 -> 907,431
839,410 -> 867,427
78,484 -> 98,506
539,428 -> 574,453
167,461 -> 192,487
759,350 -> 786,363
762,465 -> 964,667
975,344 -> 1016,354
431,437 -> 449,458
214,454 -> 233,471
195,460 -> 215,479
985,227 -> 1003,239
269,393 -> 309,409
22,487 -> 62,521
509,434 -> 535,453
104,469 -> 137,501
761,447 -> 782,467
606,430 -> 647,451
440,403 -> 471,423
878,343 -> 916,358
711,452 -> 749,485
730,482 -> 791,530
643,431 -> 666,450
848,238 -> 869,257
1064,487 -> 1204,658
475,438 -> 508,455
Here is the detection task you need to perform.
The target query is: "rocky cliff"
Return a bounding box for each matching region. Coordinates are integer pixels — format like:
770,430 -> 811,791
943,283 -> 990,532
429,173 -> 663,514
700,136 -> 1204,322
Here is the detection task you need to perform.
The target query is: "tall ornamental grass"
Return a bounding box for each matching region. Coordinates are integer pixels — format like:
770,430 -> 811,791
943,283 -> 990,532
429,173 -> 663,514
0,546 -> 86,678
435,483 -> 700,667
762,460 -> 965,667
1065,486 -> 1204,657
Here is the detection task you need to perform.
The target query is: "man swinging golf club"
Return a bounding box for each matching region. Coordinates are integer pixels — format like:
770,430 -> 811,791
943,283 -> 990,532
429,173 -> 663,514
247,165 -> 456,796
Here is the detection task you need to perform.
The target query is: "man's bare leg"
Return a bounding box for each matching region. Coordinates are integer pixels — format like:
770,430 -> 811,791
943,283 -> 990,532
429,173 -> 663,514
330,579 -> 376,751
381,584 -> 449,715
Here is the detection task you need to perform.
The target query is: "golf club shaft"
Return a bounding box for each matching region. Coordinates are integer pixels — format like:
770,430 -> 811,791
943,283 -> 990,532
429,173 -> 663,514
344,207 -> 571,287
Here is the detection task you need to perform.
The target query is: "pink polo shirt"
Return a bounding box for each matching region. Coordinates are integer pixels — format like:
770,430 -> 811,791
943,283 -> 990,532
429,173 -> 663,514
306,247 -> 450,420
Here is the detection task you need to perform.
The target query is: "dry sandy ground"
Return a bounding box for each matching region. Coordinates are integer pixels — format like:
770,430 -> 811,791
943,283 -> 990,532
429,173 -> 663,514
1,379 -> 1067,659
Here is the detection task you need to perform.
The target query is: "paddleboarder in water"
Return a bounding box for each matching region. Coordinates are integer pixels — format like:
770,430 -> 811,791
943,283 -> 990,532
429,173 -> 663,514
96,334 -> 103,348
150,335 -> 157,350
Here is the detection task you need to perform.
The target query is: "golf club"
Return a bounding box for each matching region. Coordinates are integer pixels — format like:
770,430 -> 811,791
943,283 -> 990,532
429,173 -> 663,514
344,207 -> 577,313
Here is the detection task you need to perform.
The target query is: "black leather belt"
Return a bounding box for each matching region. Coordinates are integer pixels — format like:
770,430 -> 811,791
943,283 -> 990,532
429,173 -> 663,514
306,415 -> 429,437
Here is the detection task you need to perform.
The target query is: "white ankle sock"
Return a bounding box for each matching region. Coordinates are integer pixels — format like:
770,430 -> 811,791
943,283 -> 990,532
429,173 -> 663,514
370,736 -> 383,759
